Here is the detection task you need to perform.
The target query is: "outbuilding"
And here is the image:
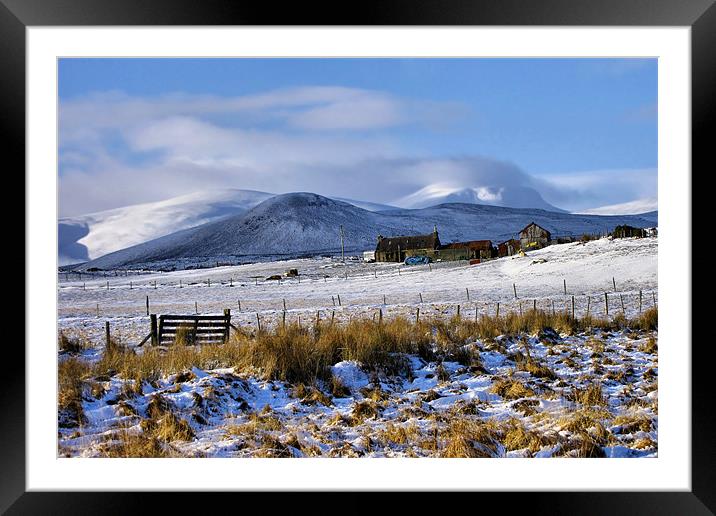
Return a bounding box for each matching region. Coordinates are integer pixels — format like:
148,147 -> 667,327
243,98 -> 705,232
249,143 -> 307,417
375,226 -> 441,262
519,222 -> 551,250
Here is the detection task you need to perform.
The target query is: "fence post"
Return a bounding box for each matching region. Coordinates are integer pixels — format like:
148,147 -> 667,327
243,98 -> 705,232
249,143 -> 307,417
282,310 -> 286,328
337,294 -> 342,306
496,302 -> 500,318
639,290 -> 643,313
154,280 -> 157,289
465,287 -> 470,301
379,308 -> 383,325
180,279 -> 182,288
587,296 -> 591,316
533,299 -> 537,312
146,296 -> 149,316
283,298 -> 286,311
605,293 -> 609,316
332,296 -> 335,306
383,294 -> 386,305
571,296 -> 575,321
224,309 -> 231,342
457,305 -> 461,318
238,300 -> 242,311
612,277 -> 617,292
563,279 -> 567,295
416,307 -> 420,323
150,314 -> 158,346
419,293 -> 423,303
105,321 -> 111,348
331,310 -> 335,325
620,294 -> 625,314
513,283 -> 517,298
256,313 -> 261,332
230,277 -> 233,287
195,301 -> 198,314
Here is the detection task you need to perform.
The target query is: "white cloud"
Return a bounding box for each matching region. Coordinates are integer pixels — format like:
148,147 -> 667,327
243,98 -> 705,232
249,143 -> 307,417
537,168 -> 657,212
58,87 -> 657,217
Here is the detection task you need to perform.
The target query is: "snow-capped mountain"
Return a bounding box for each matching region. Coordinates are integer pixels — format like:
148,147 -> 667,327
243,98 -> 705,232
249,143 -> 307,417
59,189 -> 275,265
58,189 -> 397,265
394,184 -> 565,212
577,198 -> 658,216
76,192 -> 657,271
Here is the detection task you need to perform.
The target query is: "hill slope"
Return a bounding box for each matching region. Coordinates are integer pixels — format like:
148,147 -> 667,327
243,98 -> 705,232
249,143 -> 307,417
59,190 -> 397,264
77,192 -> 658,270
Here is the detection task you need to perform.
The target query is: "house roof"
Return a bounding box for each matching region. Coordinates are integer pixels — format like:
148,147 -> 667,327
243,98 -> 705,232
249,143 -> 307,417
518,222 -> 551,237
376,233 -> 440,253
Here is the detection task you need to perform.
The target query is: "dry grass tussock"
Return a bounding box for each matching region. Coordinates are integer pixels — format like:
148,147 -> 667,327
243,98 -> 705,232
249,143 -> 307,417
490,376 -> 536,400
439,418 -> 501,458
58,357 -> 91,427
100,426 -> 174,458
67,307 -> 658,389
58,330 -> 91,353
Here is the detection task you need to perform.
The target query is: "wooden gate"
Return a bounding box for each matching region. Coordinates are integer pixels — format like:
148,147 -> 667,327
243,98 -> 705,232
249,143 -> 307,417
140,309 -> 235,346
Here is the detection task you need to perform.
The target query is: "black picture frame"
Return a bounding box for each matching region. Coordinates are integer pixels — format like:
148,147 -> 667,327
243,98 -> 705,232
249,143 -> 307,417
5,0 -> 711,513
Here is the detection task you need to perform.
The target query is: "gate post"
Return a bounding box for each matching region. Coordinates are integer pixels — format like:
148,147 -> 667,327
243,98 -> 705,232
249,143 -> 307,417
224,308 -> 231,342
150,314 -> 158,346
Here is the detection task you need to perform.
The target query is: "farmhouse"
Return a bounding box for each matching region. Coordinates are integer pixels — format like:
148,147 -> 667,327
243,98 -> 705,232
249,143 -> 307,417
612,225 -> 647,238
375,226 -> 441,262
440,240 -> 495,260
497,238 -> 521,257
519,222 -> 551,250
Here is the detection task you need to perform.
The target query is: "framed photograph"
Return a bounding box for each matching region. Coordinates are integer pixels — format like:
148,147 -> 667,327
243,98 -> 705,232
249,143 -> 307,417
7,0 -> 711,512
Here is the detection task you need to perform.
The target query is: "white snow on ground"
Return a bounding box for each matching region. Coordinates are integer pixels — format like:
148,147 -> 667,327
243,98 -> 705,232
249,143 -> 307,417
58,237 -> 657,345
57,236 -> 657,458
58,328 -> 658,458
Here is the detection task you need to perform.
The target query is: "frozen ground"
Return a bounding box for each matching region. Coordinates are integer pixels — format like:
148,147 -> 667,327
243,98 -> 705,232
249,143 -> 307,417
58,236 -> 658,347
58,327 -> 658,458
57,236 -> 657,458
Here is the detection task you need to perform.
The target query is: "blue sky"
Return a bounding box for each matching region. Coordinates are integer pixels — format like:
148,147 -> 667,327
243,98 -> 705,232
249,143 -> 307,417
58,58 -> 657,216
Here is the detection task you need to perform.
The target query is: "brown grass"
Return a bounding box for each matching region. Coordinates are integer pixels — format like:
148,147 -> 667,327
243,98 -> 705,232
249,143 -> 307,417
100,426 -> 173,458
572,383 -> 606,406
639,336 -> 658,354
490,377 -> 536,400
439,418 -> 500,458
58,357 -> 91,427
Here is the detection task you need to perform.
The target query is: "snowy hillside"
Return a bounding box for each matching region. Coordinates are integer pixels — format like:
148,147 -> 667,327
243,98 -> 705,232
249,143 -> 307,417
394,184 -> 565,212
76,192 -> 658,271
59,189 -> 274,265
59,190 -> 398,265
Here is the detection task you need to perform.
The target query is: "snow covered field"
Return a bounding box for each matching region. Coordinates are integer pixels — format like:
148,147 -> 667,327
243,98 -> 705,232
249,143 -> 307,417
58,237 -> 657,346
57,236 -> 658,458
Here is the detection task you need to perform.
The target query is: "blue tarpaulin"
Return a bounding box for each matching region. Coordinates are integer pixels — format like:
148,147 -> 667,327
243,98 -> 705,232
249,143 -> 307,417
404,255 -> 432,265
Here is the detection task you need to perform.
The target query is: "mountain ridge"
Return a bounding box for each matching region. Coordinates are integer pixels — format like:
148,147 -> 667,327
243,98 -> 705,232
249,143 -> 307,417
74,192 -> 658,271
